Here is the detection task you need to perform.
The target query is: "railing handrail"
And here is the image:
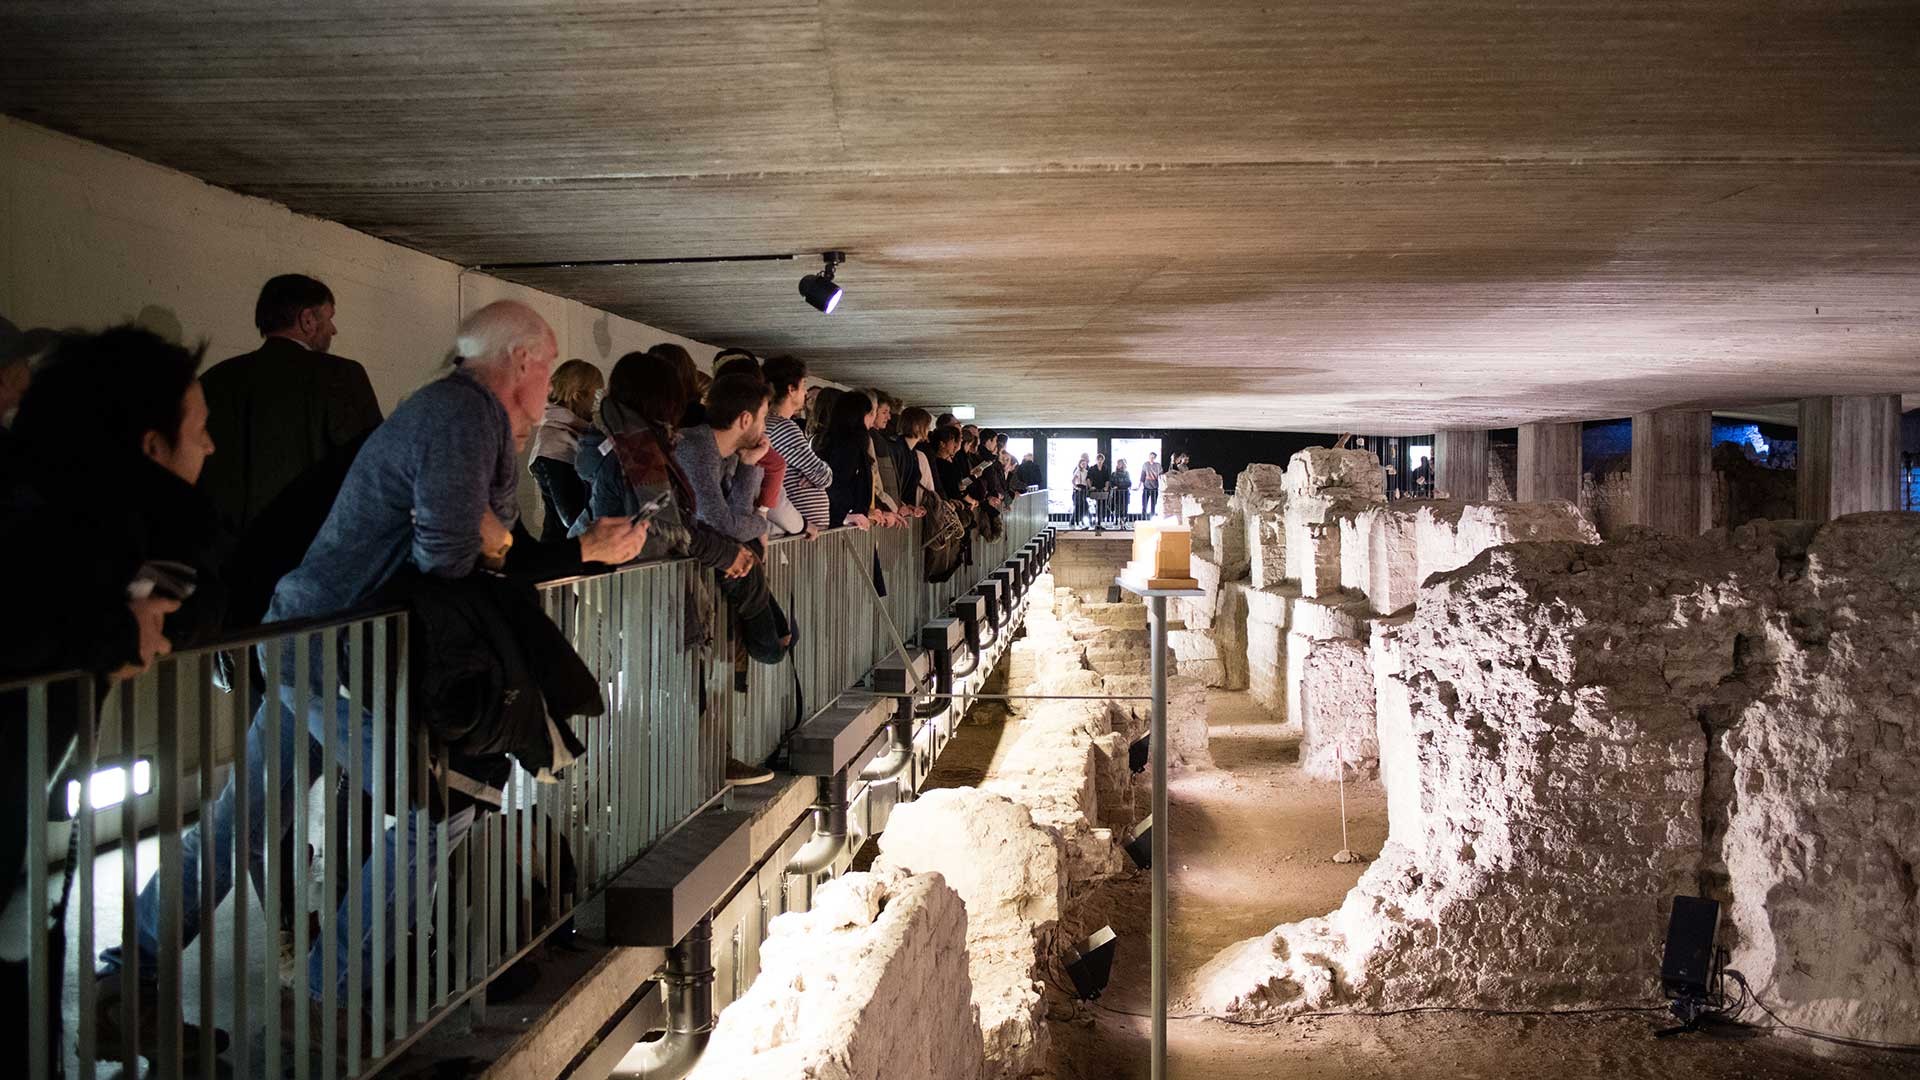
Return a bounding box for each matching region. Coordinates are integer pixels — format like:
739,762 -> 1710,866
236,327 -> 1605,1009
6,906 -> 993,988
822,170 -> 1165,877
0,526 -> 892,693
4,492 -> 1054,692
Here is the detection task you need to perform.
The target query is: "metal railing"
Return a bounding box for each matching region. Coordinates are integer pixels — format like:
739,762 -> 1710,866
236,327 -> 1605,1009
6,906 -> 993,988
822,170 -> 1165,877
4,490 -> 1049,1080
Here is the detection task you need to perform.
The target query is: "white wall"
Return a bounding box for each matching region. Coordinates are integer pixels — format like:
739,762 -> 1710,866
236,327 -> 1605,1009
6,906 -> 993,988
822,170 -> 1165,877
0,115 -> 725,411
0,114 -> 734,527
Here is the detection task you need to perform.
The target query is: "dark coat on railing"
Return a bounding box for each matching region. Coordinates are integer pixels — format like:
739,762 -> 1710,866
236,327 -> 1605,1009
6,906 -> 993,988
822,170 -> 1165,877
398,570 -> 601,811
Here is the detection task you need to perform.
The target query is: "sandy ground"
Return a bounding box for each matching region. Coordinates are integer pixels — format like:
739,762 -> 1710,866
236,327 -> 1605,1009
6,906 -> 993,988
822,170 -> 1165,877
1039,689 -> 1916,1080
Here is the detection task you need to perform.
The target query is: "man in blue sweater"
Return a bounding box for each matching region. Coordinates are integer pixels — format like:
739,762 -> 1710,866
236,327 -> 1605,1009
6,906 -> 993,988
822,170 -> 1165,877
674,373 -> 793,672
100,301 -> 647,1041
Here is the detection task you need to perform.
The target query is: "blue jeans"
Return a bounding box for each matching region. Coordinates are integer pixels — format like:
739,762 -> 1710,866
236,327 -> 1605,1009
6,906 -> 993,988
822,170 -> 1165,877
101,633 -> 473,1001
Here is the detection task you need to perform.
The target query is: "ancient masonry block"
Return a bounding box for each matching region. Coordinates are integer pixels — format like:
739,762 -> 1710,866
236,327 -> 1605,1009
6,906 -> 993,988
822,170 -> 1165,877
1368,618 -> 1420,850
1237,582 -> 1298,719
1359,499 -> 1600,616
876,791 -> 1065,1080
1296,637 -> 1378,781
690,869 -> 985,1080
1188,517 -> 1920,1047
1284,593 -> 1370,731
1282,448 -> 1385,597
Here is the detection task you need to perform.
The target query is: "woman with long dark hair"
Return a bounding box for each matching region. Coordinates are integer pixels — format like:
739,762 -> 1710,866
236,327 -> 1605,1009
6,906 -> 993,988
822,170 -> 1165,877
817,390 -> 901,529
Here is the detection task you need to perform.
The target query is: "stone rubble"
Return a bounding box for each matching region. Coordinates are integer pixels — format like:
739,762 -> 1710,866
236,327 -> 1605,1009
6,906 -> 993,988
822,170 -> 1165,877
689,867 -> 985,1080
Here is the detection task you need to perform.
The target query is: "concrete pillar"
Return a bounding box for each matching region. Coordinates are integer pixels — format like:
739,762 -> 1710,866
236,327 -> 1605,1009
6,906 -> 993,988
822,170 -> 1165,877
1432,429 -> 1489,501
1630,409 -> 1711,536
1516,422 -> 1582,503
1797,395 -> 1901,520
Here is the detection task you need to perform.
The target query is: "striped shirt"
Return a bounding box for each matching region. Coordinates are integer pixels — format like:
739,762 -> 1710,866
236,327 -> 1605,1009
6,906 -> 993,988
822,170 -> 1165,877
767,414 -> 832,528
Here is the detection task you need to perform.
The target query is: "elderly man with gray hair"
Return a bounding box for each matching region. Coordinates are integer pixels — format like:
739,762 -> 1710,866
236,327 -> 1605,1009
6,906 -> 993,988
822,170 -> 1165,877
97,301 -> 646,1056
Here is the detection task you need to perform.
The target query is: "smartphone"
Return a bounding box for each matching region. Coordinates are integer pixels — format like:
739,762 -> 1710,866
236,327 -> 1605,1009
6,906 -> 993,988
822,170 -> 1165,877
633,491 -> 672,524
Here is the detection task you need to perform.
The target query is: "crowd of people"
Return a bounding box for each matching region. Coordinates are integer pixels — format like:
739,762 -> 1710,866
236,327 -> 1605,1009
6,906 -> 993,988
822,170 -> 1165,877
1067,449 -> 1181,528
0,275 -> 1039,1064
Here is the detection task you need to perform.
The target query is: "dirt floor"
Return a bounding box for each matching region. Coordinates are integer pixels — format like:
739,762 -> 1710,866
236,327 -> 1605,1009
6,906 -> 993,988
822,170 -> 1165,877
1038,690 -> 1917,1080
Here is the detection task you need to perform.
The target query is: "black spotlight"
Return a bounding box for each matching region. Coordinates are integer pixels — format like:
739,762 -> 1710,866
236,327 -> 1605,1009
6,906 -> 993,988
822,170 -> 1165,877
1065,926 -> 1119,1000
1124,816 -> 1153,870
799,251 -> 846,314
1128,733 -> 1149,774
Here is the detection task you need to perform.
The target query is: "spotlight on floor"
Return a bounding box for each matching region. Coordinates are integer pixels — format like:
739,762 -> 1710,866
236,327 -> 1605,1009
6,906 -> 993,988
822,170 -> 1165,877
798,251 -> 845,313
1065,925 -> 1119,1000
1124,815 -> 1152,869
1128,733 -> 1149,774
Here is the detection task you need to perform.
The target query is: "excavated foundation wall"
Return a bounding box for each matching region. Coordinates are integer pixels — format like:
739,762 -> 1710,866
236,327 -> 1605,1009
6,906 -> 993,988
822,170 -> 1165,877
870,572 -> 1186,1079
1190,515 -> 1920,1045
688,868 -> 984,1080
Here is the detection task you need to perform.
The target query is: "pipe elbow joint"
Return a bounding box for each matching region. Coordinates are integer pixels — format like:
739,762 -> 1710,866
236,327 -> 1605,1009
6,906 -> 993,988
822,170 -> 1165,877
623,1030 -> 710,1080
857,720 -> 914,783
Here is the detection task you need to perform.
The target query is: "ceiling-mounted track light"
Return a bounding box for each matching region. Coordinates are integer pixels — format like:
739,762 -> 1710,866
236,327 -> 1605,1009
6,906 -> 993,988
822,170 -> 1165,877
799,251 -> 846,314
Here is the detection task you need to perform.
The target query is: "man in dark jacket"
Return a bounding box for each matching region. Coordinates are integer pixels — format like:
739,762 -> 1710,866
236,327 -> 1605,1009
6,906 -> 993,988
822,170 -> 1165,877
1015,453 -> 1043,491
198,274 -> 382,539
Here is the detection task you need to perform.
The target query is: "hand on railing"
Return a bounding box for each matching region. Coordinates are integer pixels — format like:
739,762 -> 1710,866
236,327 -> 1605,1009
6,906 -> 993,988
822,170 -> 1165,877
580,515 -> 650,565
113,594 -> 180,681
845,513 -> 872,531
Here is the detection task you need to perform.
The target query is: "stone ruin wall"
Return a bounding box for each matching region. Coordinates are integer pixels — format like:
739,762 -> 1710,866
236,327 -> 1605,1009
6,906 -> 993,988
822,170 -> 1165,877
1187,516 -> 1920,1045
689,867 -> 985,1080
867,572 -> 1205,1078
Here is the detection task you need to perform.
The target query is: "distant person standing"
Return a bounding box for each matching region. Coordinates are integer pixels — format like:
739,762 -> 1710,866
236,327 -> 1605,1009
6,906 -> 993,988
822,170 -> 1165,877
1015,452 -> 1042,491
1111,458 -> 1132,524
198,274 -> 382,537
1071,453 -> 1091,526
1086,453 -> 1113,529
1139,452 -> 1162,516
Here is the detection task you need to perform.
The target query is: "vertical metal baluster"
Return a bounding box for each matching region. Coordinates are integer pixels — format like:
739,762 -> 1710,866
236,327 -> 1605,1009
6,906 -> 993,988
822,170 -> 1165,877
433,799 -> 447,1008
25,684 -> 50,1080
518,768 -> 532,951
369,620 -> 387,1056
625,571 -> 640,862
156,663 -> 184,1080
320,627 -> 339,1080
346,623 -> 365,1074
390,629 -> 408,1040
75,677 -> 99,1080
114,678 -> 141,1080
263,639 -> 283,1079
452,832 -> 468,995
293,634 -> 313,1080
636,572 -> 654,849
196,655 -> 217,1080
498,764 -> 513,977
481,815 -> 496,982
413,728 -> 429,1026
230,648 -> 251,1075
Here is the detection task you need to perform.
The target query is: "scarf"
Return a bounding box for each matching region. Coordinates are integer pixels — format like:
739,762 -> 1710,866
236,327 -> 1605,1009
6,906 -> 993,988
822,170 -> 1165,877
527,403 -> 588,470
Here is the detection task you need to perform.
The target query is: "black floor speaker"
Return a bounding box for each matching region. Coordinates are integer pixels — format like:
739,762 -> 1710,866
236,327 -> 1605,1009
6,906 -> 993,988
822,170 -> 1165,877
1661,895 -> 1721,998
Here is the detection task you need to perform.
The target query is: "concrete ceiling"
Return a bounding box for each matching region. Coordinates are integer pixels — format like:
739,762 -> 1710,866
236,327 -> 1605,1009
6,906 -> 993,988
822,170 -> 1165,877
4,1 -> 1918,431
